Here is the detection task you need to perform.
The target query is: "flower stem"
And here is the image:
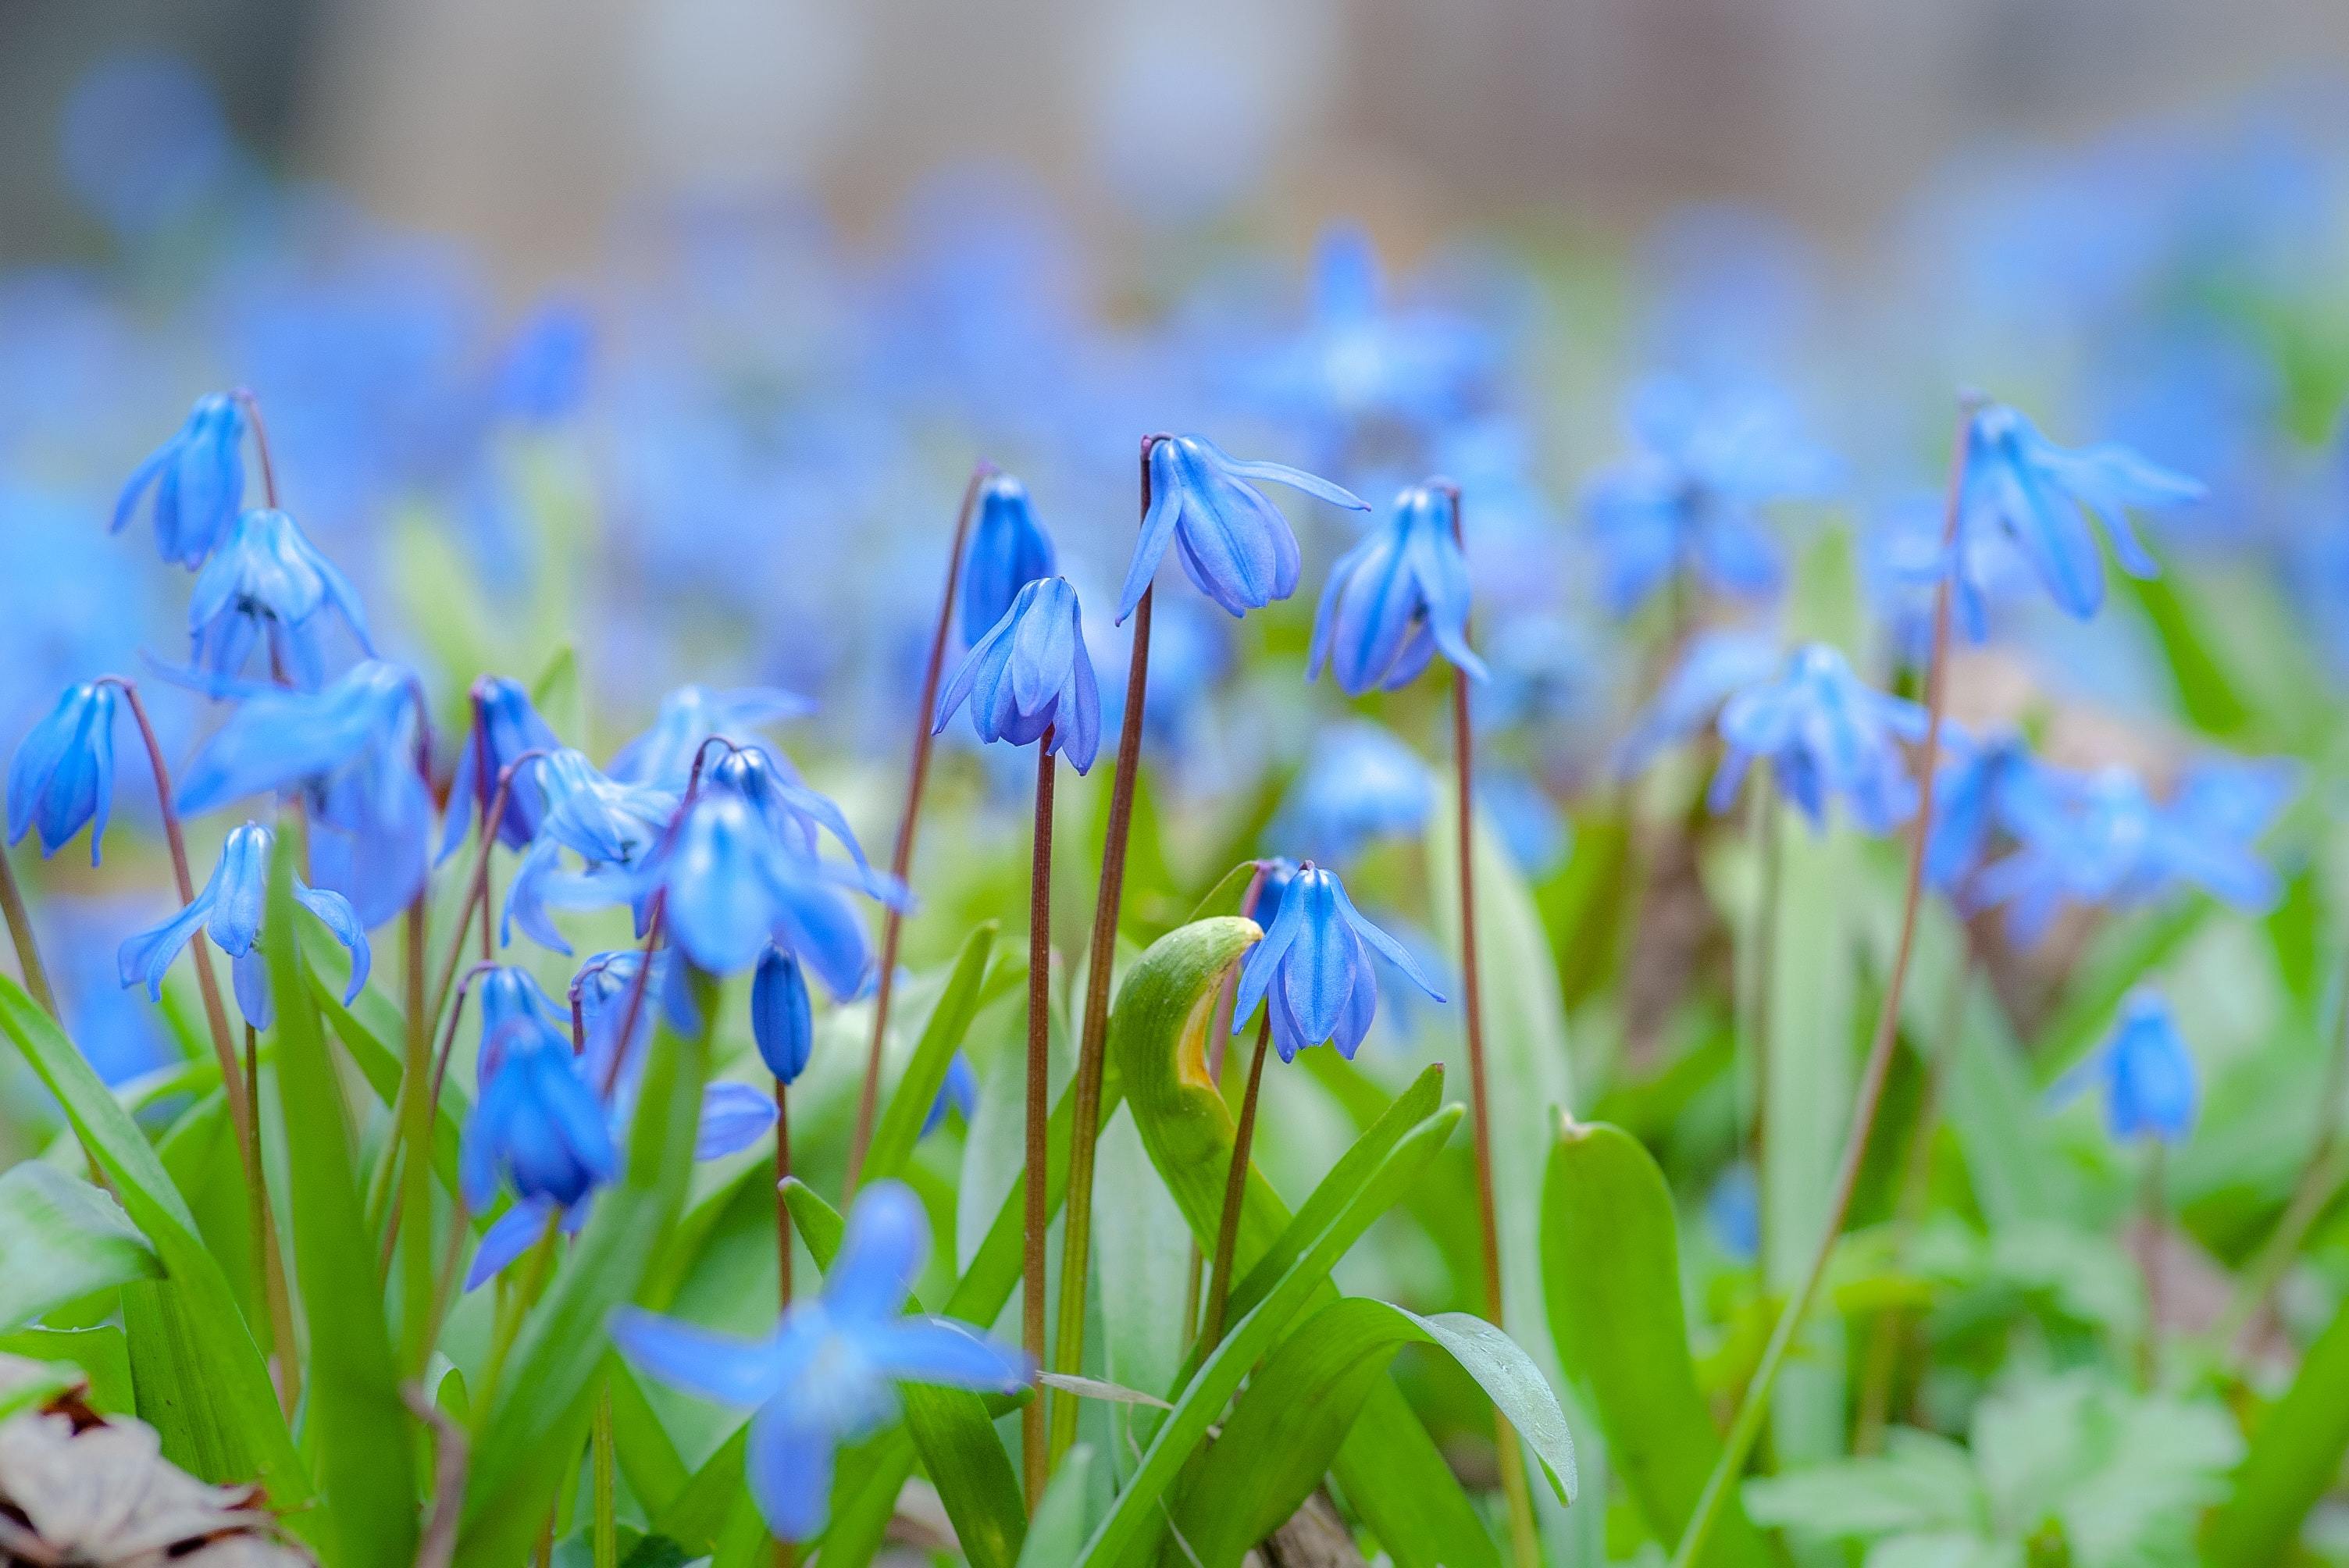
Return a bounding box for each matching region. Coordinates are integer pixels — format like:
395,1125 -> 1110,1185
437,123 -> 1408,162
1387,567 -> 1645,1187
592,1387 -> 618,1568
1201,1014 -> 1271,1352
400,893 -> 436,1371
1183,864 -> 1271,1345
1046,433 -> 1162,1463
0,844 -> 55,1017
845,461 -> 994,1192
2139,1144 -> 2165,1389
249,1022 -> 302,1420
233,387 -> 280,509
1668,393 -> 1976,1568
1442,490 -> 1538,1567
774,1079 -> 793,1309
423,751 -> 550,1044
1024,735 -> 1057,1509
473,1209 -> 562,1438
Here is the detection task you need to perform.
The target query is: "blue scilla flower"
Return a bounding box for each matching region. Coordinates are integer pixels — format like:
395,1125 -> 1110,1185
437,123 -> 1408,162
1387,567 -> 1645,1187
960,472 -> 1057,646
2056,990 -> 2197,1146
609,685 -> 813,792
752,944 -> 813,1085
8,683 -> 117,863
1116,434 -> 1368,624
610,1181 -> 1029,1543
1613,627 -> 1780,780
186,508 -> 373,687
570,947 -> 698,1101
1706,1164 -> 1761,1263
1924,725 -> 2054,893
474,964 -> 569,1085
176,661 -> 432,928
461,1027 -> 616,1213
112,392 -> 247,568
933,576 -> 1101,772
1708,643 -> 1928,834
1308,483 -> 1488,696
440,676 -> 562,861
1582,376 -> 1839,615
705,745 -> 873,873
1959,401 -> 2203,621
1271,722 -> 1435,864
503,750 -> 679,954
921,1051 -> 978,1139
1976,761 -> 2287,946
117,821 -> 369,1031
1232,862 -> 1443,1062
1865,490 -> 2038,653
493,297 -> 596,425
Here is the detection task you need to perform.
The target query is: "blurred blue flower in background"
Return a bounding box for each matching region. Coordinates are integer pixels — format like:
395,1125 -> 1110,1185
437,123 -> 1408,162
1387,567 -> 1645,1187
1923,725 -> 2052,893
1708,643 -> 1929,833
59,52 -> 232,239
112,393 -> 248,568
492,296 -> 597,426
609,685 -> 813,793
117,821 -> 369,1030
1117,435 -> 1367,623
2057,989 -> 2198,1146
1583,375 -> 1839,615
1272,722 -> 1435,864
1959,401 -> 2203,621
611,1181 -> 1028,1542
1614,625 -> 1780,779
921,1051 -> 978,1138
1706,1163 -> 1761,1263
959,472 -> 1057,647
9,682 -> 117,864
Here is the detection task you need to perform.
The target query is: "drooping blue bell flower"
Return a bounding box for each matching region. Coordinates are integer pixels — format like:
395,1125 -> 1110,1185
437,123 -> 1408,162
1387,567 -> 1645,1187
1581,376 -> 1839,615
960,472 -> 1057,646
112,392 -> 248,568
501,749 -> 679,955
117,821 -> 369,1031
1613,627 -> 1780,779
176,661 -> 433,928
1115,434 -> 1368,624
609,685 -> 813,792
1271,722 -> 1435,864
752,944 -> 813,1085
933,576 -> 1101,772
440,676 -> 563,861
1232,862 -> 1443,1062
474,964 -> 569,1085
8,682 -> 118,864
1923,725 -> 2055,893
185,508 -> 373,687
570,946 -> 698,1099
1958,401 -> 2203,621
1707,643 -> 1929,835
461,1027 -> 616,1213
921,1051 -> 978,1138
704,744 -> 873,873
2055,989 -> 2197,1146
1308,483 -> 1488,695
1975,760 -> 2287,946
610,1181 -> 1029,1543
1249,857 -> 1299,931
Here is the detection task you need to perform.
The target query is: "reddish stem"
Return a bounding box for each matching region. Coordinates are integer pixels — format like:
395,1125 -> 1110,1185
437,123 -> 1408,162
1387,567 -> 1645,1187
1201,1013 -> 1271,1352
845,461 -> 996,1192
233,388 -> 280,509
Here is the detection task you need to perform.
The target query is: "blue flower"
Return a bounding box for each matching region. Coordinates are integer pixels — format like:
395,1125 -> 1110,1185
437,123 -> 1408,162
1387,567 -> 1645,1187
609,1181 -> 1028,1543
1308,483 -> 1488,695
609,686 -> 813,792
960,472 -> 1057,646
1115,435 -> 1367,624
705,746 -> 874,871
112,392 -> 248,568
752,944 -> 813,1085
501,750 -> 679,955
185,508 -> 373,687
1232,863 -> 1443,1062
1959,401 -> 2203,620
1271,722 -> 1434,864
1864,491 -> 2037,652
921,1051 -> 978,1138
116,821 -> 369,1031
933,576 -> 1101,772
2057,990 -> 2197,1146
571,947 -> 698,1098
1975,761 -> 2287,945
1923,725 -> 2054,893
1613,627 -> 1780,779
1581,376 -> 1838,615
176,661 -> 433,928
493,297 -> 596,425
461,1029 -> 615,1213
440,676 -> 562,861
8,683 -> 118,864
1708,644 -> 1928,835
474,964 -> 570,1085
1706,1164 -> 1760,1263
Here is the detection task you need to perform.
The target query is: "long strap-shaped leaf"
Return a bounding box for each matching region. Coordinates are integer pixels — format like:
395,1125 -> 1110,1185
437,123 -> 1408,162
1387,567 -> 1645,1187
782,1178 -> 1028,1568
0,973 -> 312,1520
1544,1119 -> 1774,1566
862,921 -> 996,1184
266,825 -> 419,1568
1174,1296 -> 1577,1563
452,984 -> 712,1568
1075,1102 -> 1464,1566
2205,1286 -> 2349,1565
1109,917 -> 1502,1568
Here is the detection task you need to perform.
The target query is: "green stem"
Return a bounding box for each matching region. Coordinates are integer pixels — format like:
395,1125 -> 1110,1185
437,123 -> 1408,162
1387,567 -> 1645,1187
592,1387 -> 618,1568
1024,735 -> 1057,1508
0,843 -> 55,1018
400,895 -> 436,1373
1670,392 -> 1977,1568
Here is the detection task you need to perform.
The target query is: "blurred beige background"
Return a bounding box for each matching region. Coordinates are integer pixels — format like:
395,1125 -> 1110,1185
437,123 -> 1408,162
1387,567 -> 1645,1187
6,0 -> 2349,273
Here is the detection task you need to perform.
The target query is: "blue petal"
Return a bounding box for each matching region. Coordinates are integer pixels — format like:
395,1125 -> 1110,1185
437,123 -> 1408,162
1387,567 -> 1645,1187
608,1307 -> 790,1406
822,1181 -> 929,1324
857,1317 -> 1029,1392
1328,874 -> 1445,1003
746,1397 -> 836,1543
696,1082 -> 778,1160
465,1199 -> 558,1292
231,946 -> 274,1032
